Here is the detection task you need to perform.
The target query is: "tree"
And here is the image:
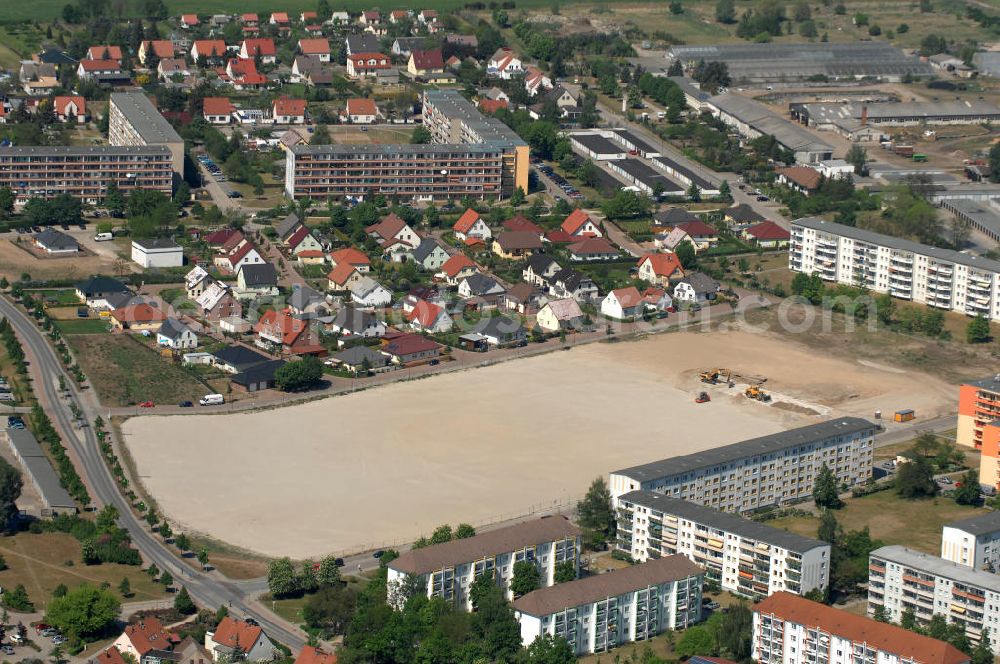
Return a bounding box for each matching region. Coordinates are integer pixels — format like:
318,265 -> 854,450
846,145 -> 868,175
967,315 -> 991,344
525,634 -> 575,664
411,126 -> 432,144
553,561 -> 576,584
900,608 -> 918,630
577,477 -> 615,549
669,0 -> 683,14
955,469 -> 982,506
159,522 -> 173,541
274,356 -> 324,392
197,548 -> 209,569
316,556 -> 342,587
52,583 -> 67,598
510,561 -> 540,596
818,509 -> 839,544
268,557 -> 299,598
687,182 -> 702,202
717,602 -> 753,660
972,627 -> 993,664
299,560 -> 319,594
715,0 -> 736,23
118,578 -> 131,598
676,241 -> 698,270
0,458 -> 22,532
175,533 -> 191,551
896,457 -> 939,499
45,585 -> 119,637
510,187 -> 526,206
310,125 -> 331,145
430,524 -> 453,544
471,580 -> 522,661
4,584 -> 32,611
160,571 -> 173,588
174,586 -> 196,614
676,625 -> 716,657
813,463 -> 844,509
0,188 -> 14,219
302,584 -> 357,632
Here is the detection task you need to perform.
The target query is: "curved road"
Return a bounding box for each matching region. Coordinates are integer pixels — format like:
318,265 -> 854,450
0,297 -> 306,651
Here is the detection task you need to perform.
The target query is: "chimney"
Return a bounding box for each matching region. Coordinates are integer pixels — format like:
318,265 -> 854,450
860,105 -> 868,126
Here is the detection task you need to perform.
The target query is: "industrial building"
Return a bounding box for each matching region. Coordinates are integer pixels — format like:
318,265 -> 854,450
791,100 -> 1000,142
790,217 -> 1000,321
607,158 -> 684,197
669,42 -> 933,84
869,545 -> 1000,653
707,94 -> 833,163
608,418 -> 876,511
385,516 -> 580,611
651,155 -> 719,195
513,555 -> 703,655
0,145 -> 173,206
941,512 -> 1000,572
940,199 -> 1000,244
569,133 -> 627,160
615,491 -> 830,598
4,428 -> 76,515
286,90 -> 528,201
108,91 -> 185,175
754,592 -> 970,664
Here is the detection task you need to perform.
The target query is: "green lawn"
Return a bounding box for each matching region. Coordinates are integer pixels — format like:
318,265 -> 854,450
26,289 -> 82,306
55,319 -> 111,335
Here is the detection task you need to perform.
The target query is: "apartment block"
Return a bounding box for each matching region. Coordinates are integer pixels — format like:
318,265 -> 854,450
608,418 -> 876,512
285,89 -> 528,201
385,516 -> 580,611
754,592 -> 969,664
0,146 -> 173,206
958,376 -> 1000,453
513,555 -> 703,655
868,545 -> 1000,653
108,92 -> 184,175
790,217 -> 1000,322
616,491 -> 830,599
941,512 -> 1000,572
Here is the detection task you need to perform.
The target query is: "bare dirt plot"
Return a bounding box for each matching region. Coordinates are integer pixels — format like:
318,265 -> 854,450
0,239 -> 119,282
328,124 -> 416,144
123,327 -> 955,559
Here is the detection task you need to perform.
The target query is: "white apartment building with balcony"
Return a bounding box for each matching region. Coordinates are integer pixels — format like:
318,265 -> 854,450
790,217 -> 1000,322
513,555 -> 704,656
868,545 -> 1000,653
385,516 -> 580,611
609,418 -> 876,512
616,491 -> 830,599
754,592 -> 970,664
941,512 -> 1000,572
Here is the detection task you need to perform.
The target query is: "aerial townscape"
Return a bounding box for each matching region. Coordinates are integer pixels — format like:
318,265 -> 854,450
9,0 -> 1000,663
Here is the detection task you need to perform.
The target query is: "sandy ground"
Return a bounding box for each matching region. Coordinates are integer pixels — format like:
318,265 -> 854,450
123,328 -> 956,559
0,237 -> 122,281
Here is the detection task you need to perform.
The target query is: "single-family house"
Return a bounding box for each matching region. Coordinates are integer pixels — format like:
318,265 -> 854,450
76,276 -> 131,309
211,345 -> 272,374
343,97 -> 379,124
204,228 -> 241,249
474,315 -> 525,346
366,213 -> 419,249
157,58 -> 190,80
392,37 -> 425,57
653,207 -> 699,227
240,39 -> 276,64
287,226 -> 323,256
87,45 -> 122,63
139,40 -> 174,65
524,66 -> 551,97
291,56 -> 332,86
298,39 -> 331,62
561,209 -> 602,238
288,285 -> 331,320
203,97 -> 236,124
190,40 -> 228,63
329,247 -> 371,273
272,98 -> 306,124
723,203 -> 764,226
493,231 -> 542,259
536,298 -> 584,332
408,49 -> 444,77
327,263 -> 363,291
406,300 -> 453,333
96,647 -> 128,664
350,277 -> 392,308
382,332 -> 441,364
742,220 -> 790,248
674,221 -> 719,251
345,34 -> 381,56
418,9 -> 438,23
184,266 -> 213,299
411,238 -> 450,271
231,359 -> 287,392
226,58 -> 269,90
522,254 -> 561,287
330,305 -> 385,339
504,282 -> 547,314
776,166 -> 822,196
236,263 -> 279,299
453,208 -> 491,243
54,96 -> 86,123
157,318 -> 198,349
673,273 -> 720,303
33,228 -> 79,254
77,59 -> 123,80
360,10 -> 381,25
654,227 -> 696,253
270,12 -> 291,27
389,9 -> 410,23
438,254 -> 478,286
216,241 -> 264,274
181,14 -> 199,28
636,253 -> 684,287
547,268 -> 598,302
601,286 -> 643,320
347,53 -> 391,78
205,617 -> 275,663
568,237 -> 619,262
330,346 -> 391,374
642,287 -> 673,312
458,273 -> 506,301
503,214 -> 543,236
110,303 -> 168,334
488,47 -> 522,79
195,282 -> 242,320
254,309 -> 310,352
113,617 -> 176,664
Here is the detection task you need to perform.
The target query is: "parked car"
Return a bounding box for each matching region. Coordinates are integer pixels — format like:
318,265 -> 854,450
138,401 -> 155,408
178,401 -> 193,408
372,550 -> 384,559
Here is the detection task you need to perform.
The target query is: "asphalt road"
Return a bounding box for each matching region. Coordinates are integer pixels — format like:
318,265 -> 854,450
0,297 -> 307,651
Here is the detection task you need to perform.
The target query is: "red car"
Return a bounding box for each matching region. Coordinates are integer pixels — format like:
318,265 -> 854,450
138,401 -> 155,408
33,623 -> 50,633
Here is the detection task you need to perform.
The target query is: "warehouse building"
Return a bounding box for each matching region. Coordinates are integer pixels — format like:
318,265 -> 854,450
569,133 -> 627,160
791,100 -> 1000,142
608,418 -> 876,511
869,545 -> 1000,653
286,90 -> 528,201
616,491 -> 830,599
108,91 -> 185,175
0,145 -> 173,206
669,42 -> 933,84
4,428 -> 76,515
610,129 -> 661,158
790,217 -> 1000,321
608,158 -> 685,197
708,94 -> 834,163
651,155 -> 719,196
941,512 -> 1000,572
940,199 -> 1000,244
513,555 -> 703,655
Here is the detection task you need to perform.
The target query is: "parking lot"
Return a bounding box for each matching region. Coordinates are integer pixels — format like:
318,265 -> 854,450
195,154 -> 242,200
533,160 -> 584,200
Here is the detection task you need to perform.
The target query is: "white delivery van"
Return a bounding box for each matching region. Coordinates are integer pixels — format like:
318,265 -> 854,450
199,394 -> 224,406
94,232 -> 113,241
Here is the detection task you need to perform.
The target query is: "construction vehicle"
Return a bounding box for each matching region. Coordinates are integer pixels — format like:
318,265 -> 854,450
695,392 -> 711,403
699,368 -> 733,386
745,384 -> 772,402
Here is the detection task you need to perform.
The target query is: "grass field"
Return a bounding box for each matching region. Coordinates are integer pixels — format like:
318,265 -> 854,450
66,334 -> 209,406
0,532 -> 168,610
768,490 -> 986,555
26,289 -> 82,306
54,319 -> 110,335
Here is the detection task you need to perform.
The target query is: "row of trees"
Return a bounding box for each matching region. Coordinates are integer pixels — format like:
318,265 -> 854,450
267,555 -> 345,598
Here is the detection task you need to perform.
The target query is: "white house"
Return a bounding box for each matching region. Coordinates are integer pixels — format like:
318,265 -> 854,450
330,305 -> 386,339
941,512 -> 1000,571
350,277 -> 392,308
600,286 -> 643,320
132,238 -> 183,268
536,298 -> 584,332
452,208 -> 492,243
156,317 -> 198,349
411,238 -> 450,271
205,617 -> 275,663
673,273 -> 719,304
406,301 -> 453,333
235,263 -> 279,299
488,47 -> 522,79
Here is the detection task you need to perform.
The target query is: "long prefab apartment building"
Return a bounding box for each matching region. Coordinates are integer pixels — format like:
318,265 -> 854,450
385,516 -> 580,611
616,491 -> 830,599
285,89 -> 528,201
513,555 -> 703,655
108,91 -> 185,175
0,145 -> 173,206
790,217 -> 1000,322
609,418 -> 876,511
868,545 -> 1000,653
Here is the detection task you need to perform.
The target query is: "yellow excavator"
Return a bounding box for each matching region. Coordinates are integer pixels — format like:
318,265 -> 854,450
699,368 -> 733,386
745,379 -> 771,402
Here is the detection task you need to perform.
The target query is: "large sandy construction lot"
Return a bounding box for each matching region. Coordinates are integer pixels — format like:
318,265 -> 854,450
123,329 -> 955,559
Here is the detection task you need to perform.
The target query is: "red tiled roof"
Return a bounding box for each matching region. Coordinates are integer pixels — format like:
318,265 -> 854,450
384,333 -> 441,357
366,213 -> 408,241
228,242 -> 258,266
502,215 -> 542,234
203,97 -> 236,116
406,300 -> 443,328
754,593 -> 970,664
410,48 -> 444,70
193,40 -> 227,57
327,263 -> 359,287
286,225 -> 312,249
674,220 -> 717,238
299,38 -> 331,54
205,228 -> 241,246
330,247 -> 370,267
54,96 -> 85,117
453,208 -> 481,234
144,40 -> 175,58
88,45 -> 122,61
297,250 -> 324,258
112,303 -> 167,324
97,647 -> 127,664
254,310 -> 306,346
273,97 -> 307,117
638,253 -> 683,278
348,53 -> 390,67
346,98 -> 377,116
242,38 -> 276,56
300,11 -> 318,20
745,220 -> 790,241
569,236 -> 617,256
478,99 -> 508,114
241,13 -> 259,22
561,208 -> 595,236
182,13 -> 199,24
121,617 -> 172,656
611,286 -> 642,309
544,230 -> 574,244
440,253 -> 476,277
271,12 -> 290,22
79,59 -> 120,72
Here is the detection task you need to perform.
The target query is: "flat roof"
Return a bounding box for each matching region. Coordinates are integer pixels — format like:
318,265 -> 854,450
132,238 -> 181,250
612,417 -> 875,483
871,545 -> 1000,594
619,490 -> 827,554
653,155 -> 715,190
942,199 -> 1000,236
292,143 -> 507,157
793,216 -> 1000,273
963,375 -> 1000,392
110,92 -> 183,145
423,89 -> 525,148
611,129 -> 659,156
5,429 -> 75,509
945,511 -> 1000,537
389,516 -> 580,575
0,145 -> 171,157
570,133 -> 625,156
710,94 -> 833,154
513,555 -> 702,616
612,158 -> 684,193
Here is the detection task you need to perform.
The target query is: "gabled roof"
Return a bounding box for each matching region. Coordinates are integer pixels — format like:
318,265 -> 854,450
299,38 -> 331,54
96,647 -> 128,664
654,207 -> 699,225
273,98 -> 307,117
332,305 -> 380,335
87,45 -> 122,60
410,49 -> 444,70
366,213 -> 410,241
609,286 -> 642,309
333,345 -> 387,368
275,213 -> 302,239
543,298 -> 583,321
346,98 -> 377,116
524,253 -> 559,274
638,253 -> 683,277
192,40 -> 227,57
677,272 -> 719,294
185,266 -> 211,289
286,225 -> 314,250
196,282 -> 233,312
254,309 -> 306,346
112,303 -> 168,324
121,617 -> 172,656
745,220 -> 790,241
330,247 -> 370,267
777,165 -> 823,190
560,208 -> 595,235
34,228 -> 78,250
724,203 -> 764,223
496,231 -> 543,251
327,263 -> 360,287
406,300 -> 445,328
569,236 -> 618,257
211,617 -> 265,653
181,13 -> 199,25
212,344 -> 271,370
143,40 -> 175,58
204,228 -> 241,246
460,273 -> 504,296
346,34 -> 382,54
453,208 -> 482,234
502,214 -> 542,234
238,263 -> 278,287
203,97 -> 236,116
675,220 -> 717,238
440,253 -> 477,277
350,276 -> 388,299
383,333 -> 442,357
228,242 -> 259,266
478,99 -> 508,114
412,238 -> 445,264
79,59 -> 121,72
158,317 -> 193,340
